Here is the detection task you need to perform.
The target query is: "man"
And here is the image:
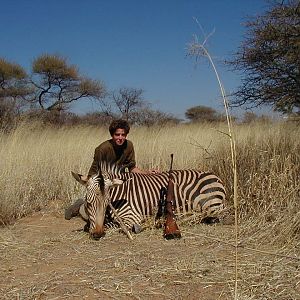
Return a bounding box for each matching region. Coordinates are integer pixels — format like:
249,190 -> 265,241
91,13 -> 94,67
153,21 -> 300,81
87,119 -> 147,176
65,119 -> 157,220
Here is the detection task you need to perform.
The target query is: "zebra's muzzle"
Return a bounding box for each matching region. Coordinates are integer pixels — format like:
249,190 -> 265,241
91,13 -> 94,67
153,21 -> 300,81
90,231 -> 106,240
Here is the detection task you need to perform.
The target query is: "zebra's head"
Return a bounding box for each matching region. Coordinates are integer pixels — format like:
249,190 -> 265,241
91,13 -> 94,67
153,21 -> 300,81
72,170 -> 123,240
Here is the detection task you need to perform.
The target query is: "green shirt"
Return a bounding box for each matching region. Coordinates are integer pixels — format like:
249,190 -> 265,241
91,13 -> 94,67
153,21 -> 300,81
88,139 -> 136,176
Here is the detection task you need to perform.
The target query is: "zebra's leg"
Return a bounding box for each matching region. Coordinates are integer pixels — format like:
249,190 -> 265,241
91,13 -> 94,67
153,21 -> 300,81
65,199 -> 90,233
66,200 -> 90,233
83,220 -> 90,232
78,203 -> 91,232
109,200 -> 143,234
65,198 -> 84,220
200,200 -> 225,225
130,213 -> 145,234
132,223 -> 143,234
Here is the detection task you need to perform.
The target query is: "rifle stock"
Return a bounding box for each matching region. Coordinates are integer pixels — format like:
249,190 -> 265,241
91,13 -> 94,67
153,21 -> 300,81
163,154 -> 181,240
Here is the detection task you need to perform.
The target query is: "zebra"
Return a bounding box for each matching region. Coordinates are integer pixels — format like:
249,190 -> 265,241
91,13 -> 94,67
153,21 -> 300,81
72,162 -> 226,239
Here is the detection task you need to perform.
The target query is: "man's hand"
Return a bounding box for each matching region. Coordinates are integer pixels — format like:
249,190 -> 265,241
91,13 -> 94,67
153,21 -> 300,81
148,168 -> 160,174
131,167 -> 160,174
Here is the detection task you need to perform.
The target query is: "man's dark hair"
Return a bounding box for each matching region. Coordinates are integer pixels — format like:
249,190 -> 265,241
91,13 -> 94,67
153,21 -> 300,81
109,119 -> 130,136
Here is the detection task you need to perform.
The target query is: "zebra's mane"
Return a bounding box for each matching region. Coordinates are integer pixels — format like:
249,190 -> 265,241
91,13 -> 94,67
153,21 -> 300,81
98,161 -> 125,179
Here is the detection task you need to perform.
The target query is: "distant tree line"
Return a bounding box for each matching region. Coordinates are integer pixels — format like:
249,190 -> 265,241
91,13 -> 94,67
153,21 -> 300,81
0,53 -> 282,131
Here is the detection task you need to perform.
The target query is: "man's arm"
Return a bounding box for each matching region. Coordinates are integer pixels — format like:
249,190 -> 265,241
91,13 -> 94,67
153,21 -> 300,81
131,166 -> 147,174
88,148 -> 100,177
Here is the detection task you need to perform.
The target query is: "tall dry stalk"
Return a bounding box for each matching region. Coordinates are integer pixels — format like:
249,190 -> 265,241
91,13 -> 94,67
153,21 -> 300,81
187,24 -> 239,299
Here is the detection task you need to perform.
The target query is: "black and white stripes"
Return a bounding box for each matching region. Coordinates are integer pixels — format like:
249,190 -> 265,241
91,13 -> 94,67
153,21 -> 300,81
106,169 -> 226,229
73,162 -> 226,237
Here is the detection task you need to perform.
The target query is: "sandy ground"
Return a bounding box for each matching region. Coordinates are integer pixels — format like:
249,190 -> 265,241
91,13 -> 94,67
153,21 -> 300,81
0,210 -> 299,300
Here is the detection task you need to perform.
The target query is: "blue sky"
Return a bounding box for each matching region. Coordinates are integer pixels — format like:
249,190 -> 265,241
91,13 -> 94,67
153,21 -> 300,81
0,0 -> 271,119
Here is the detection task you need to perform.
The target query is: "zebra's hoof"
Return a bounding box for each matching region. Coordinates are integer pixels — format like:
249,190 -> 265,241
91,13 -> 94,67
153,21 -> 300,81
201,217 -> 220,225
83,222 -> 90,233
164,232 -> 182,240
132,224 -> 143,234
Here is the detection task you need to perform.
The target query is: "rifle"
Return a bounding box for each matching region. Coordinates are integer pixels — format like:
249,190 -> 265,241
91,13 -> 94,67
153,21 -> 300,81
163,154 -> 181,240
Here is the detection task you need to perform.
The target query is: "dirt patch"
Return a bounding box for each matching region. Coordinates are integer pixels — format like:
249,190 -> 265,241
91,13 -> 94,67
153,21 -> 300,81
0,211 -> 299,299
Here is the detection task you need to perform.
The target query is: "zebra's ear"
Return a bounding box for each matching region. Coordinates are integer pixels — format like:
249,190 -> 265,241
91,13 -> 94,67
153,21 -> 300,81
71,171 -> 88,185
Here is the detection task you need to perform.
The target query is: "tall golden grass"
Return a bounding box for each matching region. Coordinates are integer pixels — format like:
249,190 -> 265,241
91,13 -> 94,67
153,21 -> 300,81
0,120 -> 299,248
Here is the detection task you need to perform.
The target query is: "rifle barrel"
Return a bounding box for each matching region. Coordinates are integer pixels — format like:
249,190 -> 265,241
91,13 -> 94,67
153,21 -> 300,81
169,153 -> 174,173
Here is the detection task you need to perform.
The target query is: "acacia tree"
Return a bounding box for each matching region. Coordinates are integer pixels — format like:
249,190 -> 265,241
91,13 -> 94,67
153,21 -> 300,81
0,58 -> 32,127
229,0 -> 300,114
131,107 -> 181,126
31,54 -> 106,112
185,105 -> 224,122
111,87 -> 145,121
104,87 -> 179,125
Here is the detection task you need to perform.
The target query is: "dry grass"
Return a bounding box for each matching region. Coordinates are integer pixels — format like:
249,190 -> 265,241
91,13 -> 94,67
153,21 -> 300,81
0,212 -> 299,299
0,121 -> 231,224
0,120 -> 299,299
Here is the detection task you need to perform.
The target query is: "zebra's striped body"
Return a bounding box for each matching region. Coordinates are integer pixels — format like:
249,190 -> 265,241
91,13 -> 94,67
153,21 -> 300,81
72,163 -> 226,239
106,170 -> 226,229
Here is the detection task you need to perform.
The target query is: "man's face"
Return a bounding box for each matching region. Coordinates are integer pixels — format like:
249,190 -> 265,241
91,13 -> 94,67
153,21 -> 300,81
112,128 -> 127,146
